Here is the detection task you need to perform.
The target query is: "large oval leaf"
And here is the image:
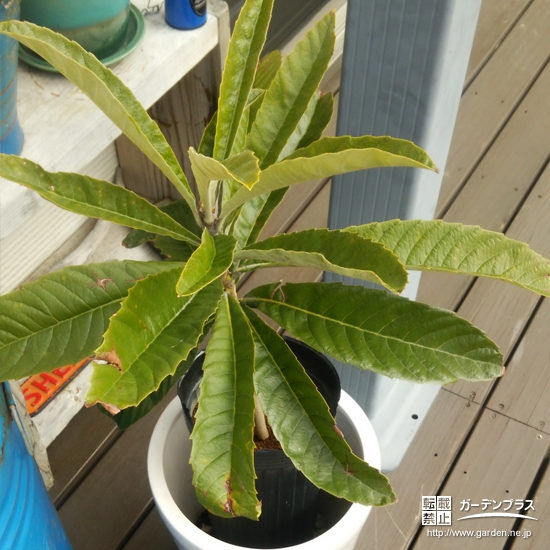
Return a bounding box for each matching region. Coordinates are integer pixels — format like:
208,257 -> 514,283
245,282 -> 503,384
244,307 -> 395,507
0,261 -> 179,381
246,11 -> 336,168
346,219 -> 550,297
213,0 -> 275,161
0,155 -> 201,246
235,229 -> 408,292
222,135 -> 437,217
176,231 -> 237,296
86,272 -> 224,410
191,294 -> 260,519
0,21 -> 197,215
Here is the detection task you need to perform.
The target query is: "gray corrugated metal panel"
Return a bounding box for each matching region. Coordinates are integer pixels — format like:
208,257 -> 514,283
328,0 -> 481,471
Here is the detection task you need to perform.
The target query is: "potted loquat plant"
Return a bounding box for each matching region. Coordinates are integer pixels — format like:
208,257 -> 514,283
1,0 -> 549,548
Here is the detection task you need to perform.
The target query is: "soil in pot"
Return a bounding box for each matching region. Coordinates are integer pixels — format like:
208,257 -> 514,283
177,337 -> 341,549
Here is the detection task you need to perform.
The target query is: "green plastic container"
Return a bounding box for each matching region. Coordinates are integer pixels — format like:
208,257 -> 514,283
21,0 -> 131,59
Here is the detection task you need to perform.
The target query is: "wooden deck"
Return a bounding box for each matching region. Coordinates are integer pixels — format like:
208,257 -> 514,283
45,0 -> 550,548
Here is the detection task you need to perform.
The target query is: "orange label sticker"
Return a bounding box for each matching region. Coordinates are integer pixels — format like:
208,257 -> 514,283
21,359 -> 90,415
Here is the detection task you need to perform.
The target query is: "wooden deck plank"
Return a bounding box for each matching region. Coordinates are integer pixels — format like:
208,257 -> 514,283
413,410 -> 548,549
57,389 -> 177,550
357,391 -> 481,550
48,406 -> 119,507
465,0 -> 533,87
486,298 -> 550,433
446,163 -> 550,403
122,506 -> 178,550
510,460 -> 550,549
435,0 -> 550,217
417,60 -> 550,311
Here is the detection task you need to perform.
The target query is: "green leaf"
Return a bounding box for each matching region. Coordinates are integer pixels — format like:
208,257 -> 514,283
244,89 -> 266,133
231,188 -> 288,249
213,0 -> 275,161
236,229 -> 408,292
86,272 -> 223,410
345,219 -> 550,297
295,92 -> 334,150
189,148 -> 261,210
100,350 -> 197,430
246,11 -> 336,168
122,228 -> 153,249
191,294 -> 260,519
199,113 -> 218,157
276,91 -> 319,162
253,50 -> 282,89
0,21 -> 197,215
176,231 -> 237,296
220,91 -> 268,209
160,198 -> 203,236
222,135 -> 438,217
245,282 -> 503,384
0,155 -> 201,246
123,198 -> 201,251
0,261 -> 179,381
229,89 -> 265,159
151,236 -> 195,262
244,307 -> 395,507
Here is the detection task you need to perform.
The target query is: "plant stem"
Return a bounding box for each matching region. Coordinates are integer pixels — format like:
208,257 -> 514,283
254,395 -> 269,441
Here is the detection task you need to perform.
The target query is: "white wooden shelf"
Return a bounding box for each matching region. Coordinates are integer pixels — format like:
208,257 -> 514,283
0,0 -> 223,293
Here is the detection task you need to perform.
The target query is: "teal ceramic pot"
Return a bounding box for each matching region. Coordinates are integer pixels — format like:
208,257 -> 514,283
0,0 -> 24,155
21,0 -> 131,59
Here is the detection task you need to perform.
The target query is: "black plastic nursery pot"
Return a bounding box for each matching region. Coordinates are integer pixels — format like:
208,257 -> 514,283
177,337 -> 341,549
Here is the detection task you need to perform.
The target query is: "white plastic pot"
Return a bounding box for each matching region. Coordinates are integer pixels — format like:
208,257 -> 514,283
148,391 -> 381,550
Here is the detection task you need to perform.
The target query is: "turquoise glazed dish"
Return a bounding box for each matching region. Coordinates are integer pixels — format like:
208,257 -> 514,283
21,0 -> 131,59
19,4 -> 145,72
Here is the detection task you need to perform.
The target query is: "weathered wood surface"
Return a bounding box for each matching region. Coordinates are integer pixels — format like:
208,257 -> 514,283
45,0 -> 550,548
357,391 -> 482,550
417,60 -> 550,311
0,0 -> 221,292
435,0 -> 550,216
446,164 -> 550,403
414,411 -> 547,549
